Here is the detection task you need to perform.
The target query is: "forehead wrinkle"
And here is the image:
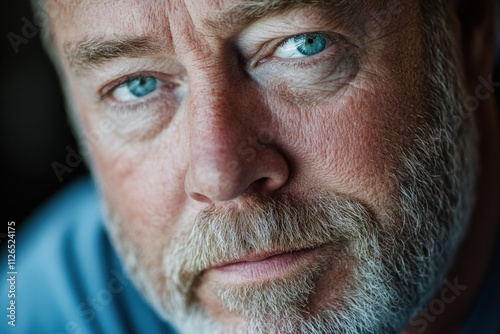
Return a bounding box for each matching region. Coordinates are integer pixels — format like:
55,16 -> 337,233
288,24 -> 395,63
202,0 -> 356,34
59,0 -> 174,74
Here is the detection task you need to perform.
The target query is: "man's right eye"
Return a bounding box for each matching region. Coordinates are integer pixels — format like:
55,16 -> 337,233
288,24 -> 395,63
111,77 -> 159,102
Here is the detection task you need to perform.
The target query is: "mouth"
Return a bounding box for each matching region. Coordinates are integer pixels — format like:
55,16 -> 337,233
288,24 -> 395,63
208,245 -> 328,284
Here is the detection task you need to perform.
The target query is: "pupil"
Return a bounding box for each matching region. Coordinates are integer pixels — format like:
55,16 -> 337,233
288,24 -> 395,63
307,37 -> 314,44
127,77 -> 157,97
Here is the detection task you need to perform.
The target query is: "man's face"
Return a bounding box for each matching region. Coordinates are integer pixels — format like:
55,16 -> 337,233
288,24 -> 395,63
49,0 -> 478,333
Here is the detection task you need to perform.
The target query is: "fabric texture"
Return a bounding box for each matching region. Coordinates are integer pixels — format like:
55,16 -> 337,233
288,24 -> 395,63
0,178 -> 177,334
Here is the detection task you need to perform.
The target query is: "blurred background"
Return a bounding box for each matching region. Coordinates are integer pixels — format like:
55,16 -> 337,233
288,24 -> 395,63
1,0 -> 88,230
0,1 -> 499,234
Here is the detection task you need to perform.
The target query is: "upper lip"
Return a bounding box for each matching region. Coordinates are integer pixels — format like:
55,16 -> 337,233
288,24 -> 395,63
211,247 -> 316,269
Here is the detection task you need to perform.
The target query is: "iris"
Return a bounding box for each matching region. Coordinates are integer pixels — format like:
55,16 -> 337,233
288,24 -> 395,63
126,77 -> 158,98
293,33 -> 327,56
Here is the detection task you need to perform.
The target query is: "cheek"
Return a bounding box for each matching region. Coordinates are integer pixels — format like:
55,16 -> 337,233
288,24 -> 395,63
71,87 -> 190,247
273,78 -> 421,217
317,106 -> 397,209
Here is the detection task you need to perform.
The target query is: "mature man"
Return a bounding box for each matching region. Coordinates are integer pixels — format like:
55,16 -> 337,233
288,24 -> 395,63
2,0 -> 499,333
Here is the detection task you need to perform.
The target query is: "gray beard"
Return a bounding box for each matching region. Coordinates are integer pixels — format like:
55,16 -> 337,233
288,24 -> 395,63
101,11 -> 479,334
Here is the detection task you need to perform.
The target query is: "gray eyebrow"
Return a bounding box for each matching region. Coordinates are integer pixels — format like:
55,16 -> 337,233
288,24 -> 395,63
64,36 -> 166,74
204,0 -> 355,33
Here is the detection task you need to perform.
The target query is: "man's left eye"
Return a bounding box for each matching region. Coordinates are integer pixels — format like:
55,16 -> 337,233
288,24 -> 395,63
273,33 -> 332,59
112,77 -> 159,102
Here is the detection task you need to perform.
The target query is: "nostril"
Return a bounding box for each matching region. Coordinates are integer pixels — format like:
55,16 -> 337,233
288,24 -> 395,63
189,192 -> 212,204
185,145 -> 289,203
250,177 -> 278,196
253,178 -> 267,185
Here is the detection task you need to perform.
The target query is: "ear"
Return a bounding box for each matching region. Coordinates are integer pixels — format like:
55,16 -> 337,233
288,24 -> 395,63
451,0 -> 497,89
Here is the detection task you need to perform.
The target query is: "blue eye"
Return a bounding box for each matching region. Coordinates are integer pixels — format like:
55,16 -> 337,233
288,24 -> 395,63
274,33 -> 331,59
112,77 -> 158,102
294,34 -> 327,56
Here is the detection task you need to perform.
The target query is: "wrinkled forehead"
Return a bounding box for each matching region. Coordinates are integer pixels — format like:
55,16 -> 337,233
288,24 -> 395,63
47,0 -> 352,31
48,0 -> 172,43
46,0 -> 373,48
44,0 -> 424,77
46,0 -> 257,38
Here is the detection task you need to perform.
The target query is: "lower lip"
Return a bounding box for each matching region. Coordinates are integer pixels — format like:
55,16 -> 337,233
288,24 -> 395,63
210,247 -> 324,284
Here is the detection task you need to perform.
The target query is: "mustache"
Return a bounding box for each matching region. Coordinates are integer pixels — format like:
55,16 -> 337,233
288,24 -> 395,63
165,191 -> 376,297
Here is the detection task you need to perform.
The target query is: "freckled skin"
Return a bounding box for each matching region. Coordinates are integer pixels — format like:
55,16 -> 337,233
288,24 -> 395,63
47,0 -> 499,332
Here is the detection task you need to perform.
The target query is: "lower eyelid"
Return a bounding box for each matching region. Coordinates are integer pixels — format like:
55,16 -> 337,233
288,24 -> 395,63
104,84 -> 178,111
100,74 -> 174,100
249,45 -> 358,90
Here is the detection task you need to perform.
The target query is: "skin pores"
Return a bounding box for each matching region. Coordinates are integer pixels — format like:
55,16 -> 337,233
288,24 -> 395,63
48,1 -> 479,333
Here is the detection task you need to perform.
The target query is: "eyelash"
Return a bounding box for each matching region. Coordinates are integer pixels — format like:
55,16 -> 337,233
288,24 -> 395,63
101,73 -> 157,100
254,31 -> 341,68
276,31 -> 331,48
100,72 -> 178,111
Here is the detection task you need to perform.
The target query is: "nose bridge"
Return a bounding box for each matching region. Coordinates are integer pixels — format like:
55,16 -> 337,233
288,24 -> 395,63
184,53 -> 289,204
191,72 -> 236,126
186,61 -> 255,201
188,60 -> 245,159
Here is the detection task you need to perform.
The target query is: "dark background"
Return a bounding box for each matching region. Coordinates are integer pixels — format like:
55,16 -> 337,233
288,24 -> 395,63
1,1 -> 499,233
1,1 -> 88,230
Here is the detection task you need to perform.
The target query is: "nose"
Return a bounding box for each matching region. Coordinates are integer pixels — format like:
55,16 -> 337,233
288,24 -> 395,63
184,74 -> 289,204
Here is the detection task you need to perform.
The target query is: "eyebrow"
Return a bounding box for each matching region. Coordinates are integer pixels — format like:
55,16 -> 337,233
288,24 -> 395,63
65,0 -> 354,74
65,36 -> 166,74
205,0 -> 355,32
